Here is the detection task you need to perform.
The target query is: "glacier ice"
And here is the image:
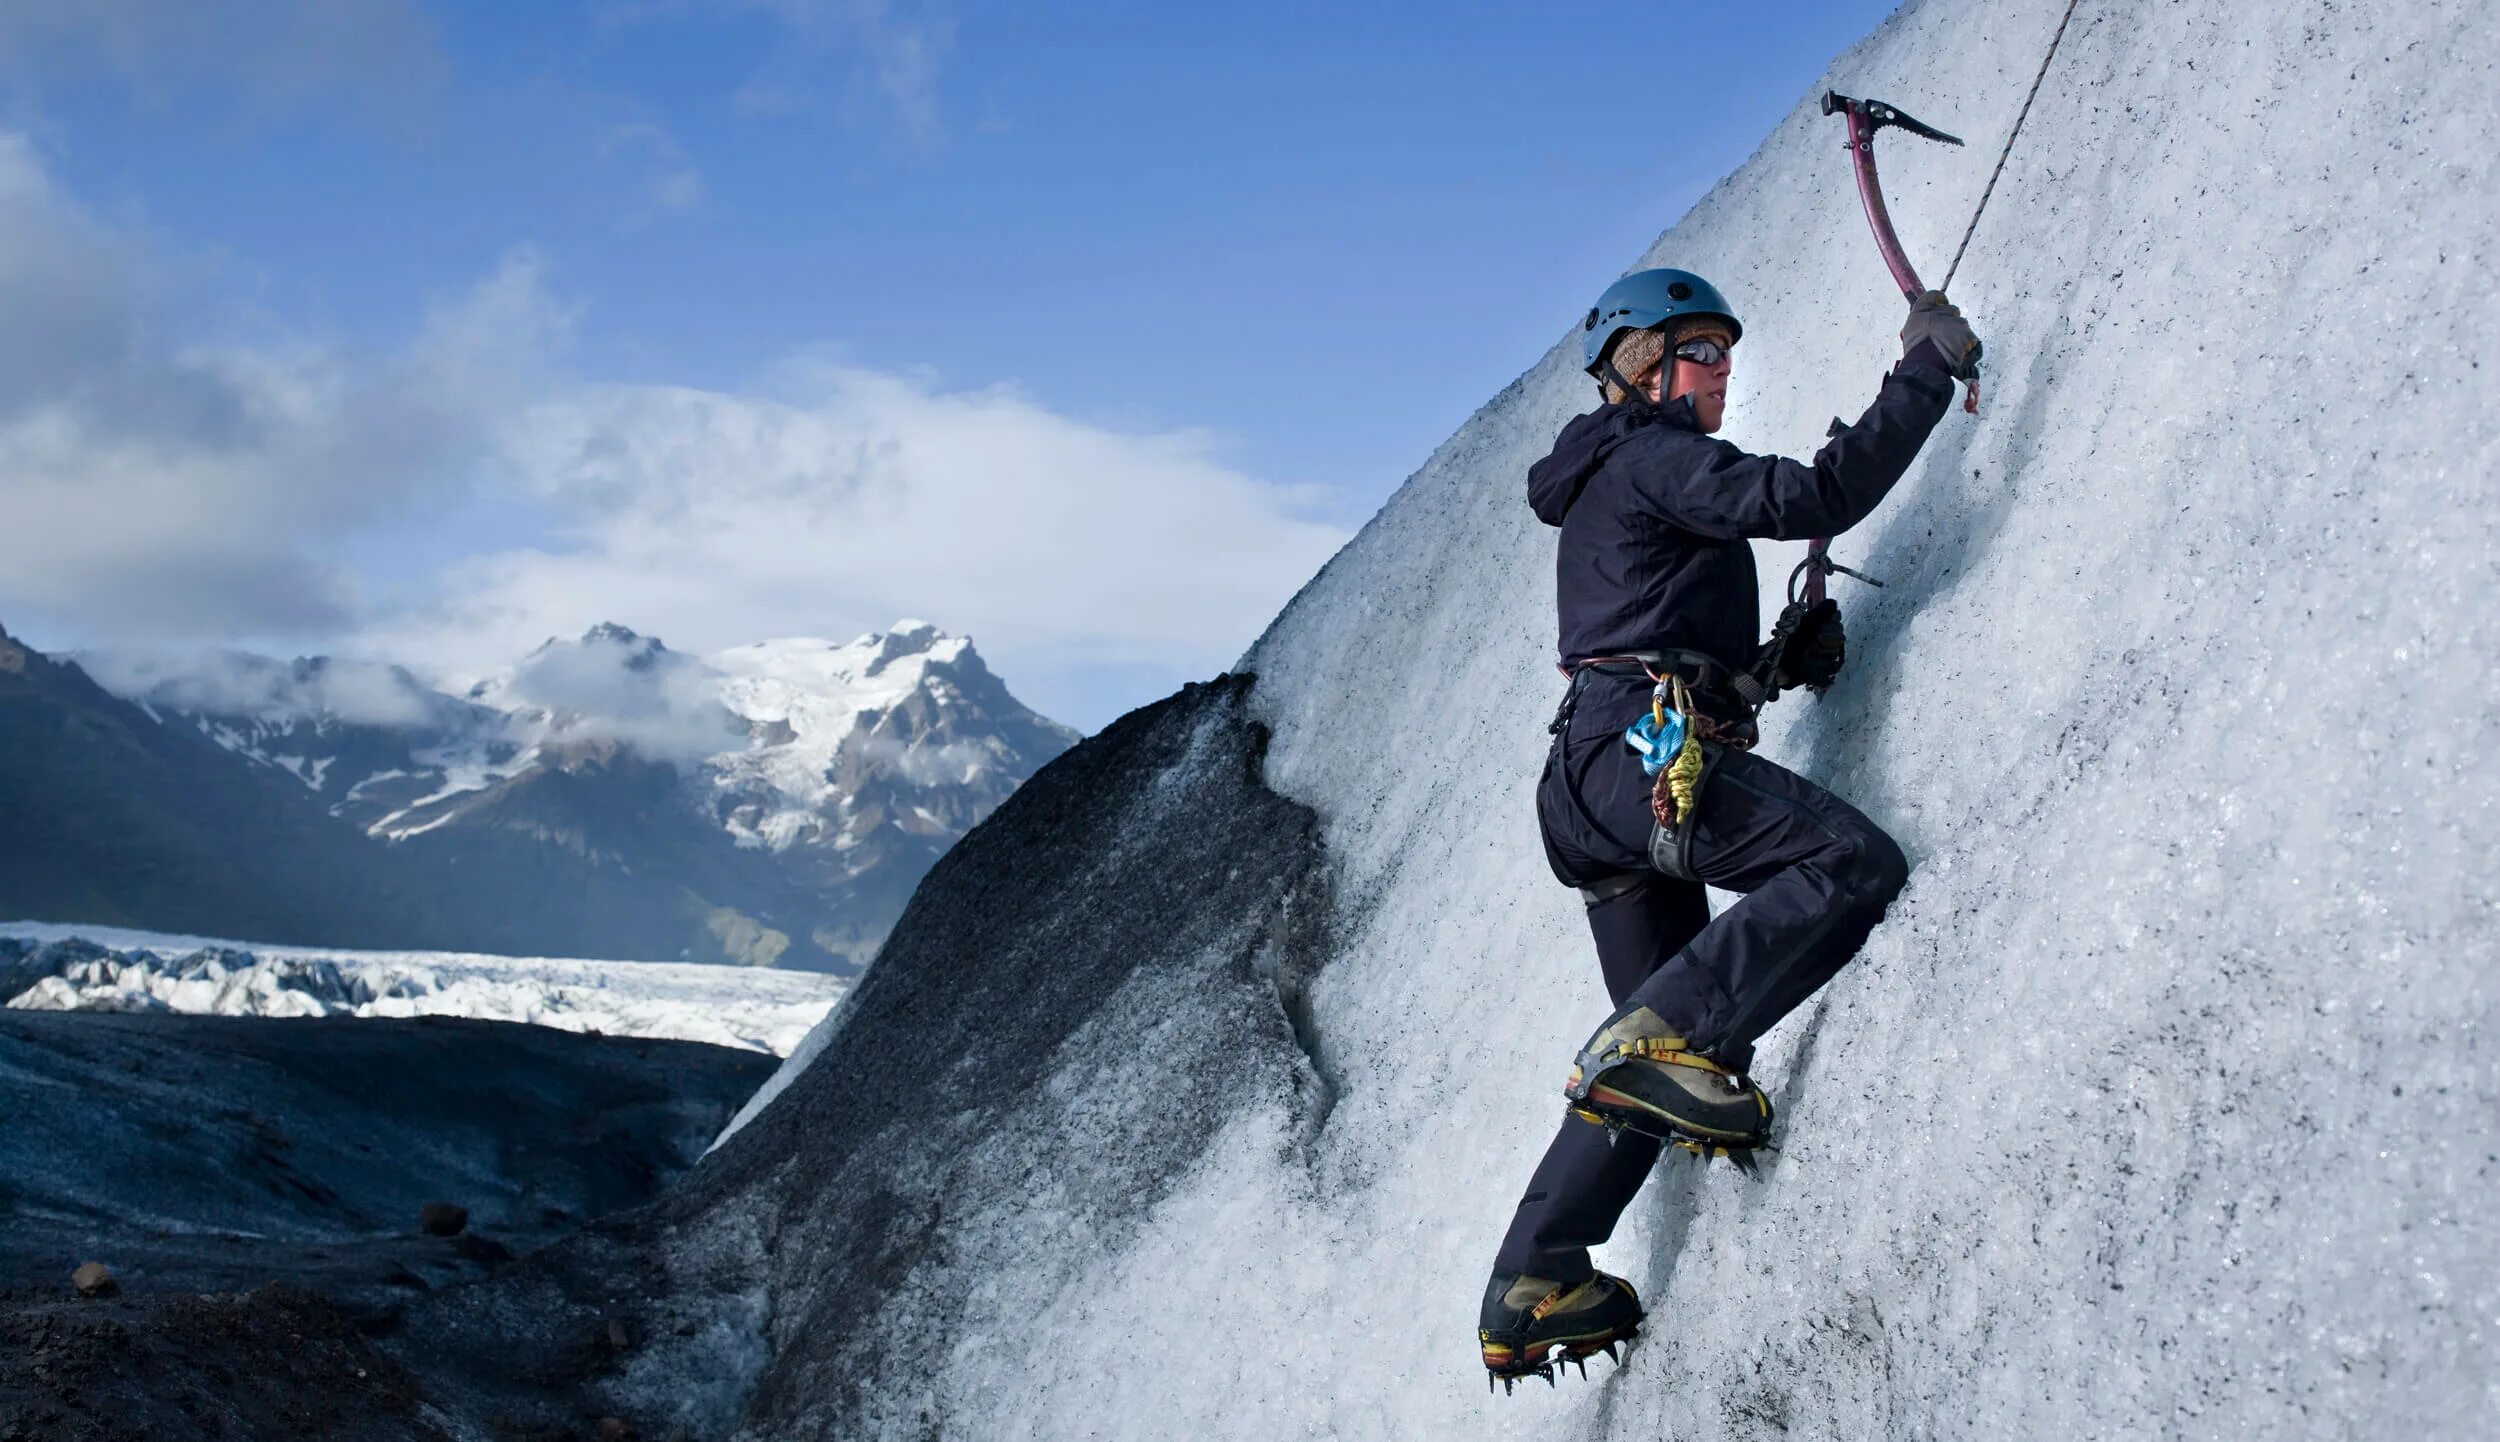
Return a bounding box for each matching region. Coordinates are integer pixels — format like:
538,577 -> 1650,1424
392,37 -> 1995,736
400,1 -> 2500,1437
0,922 -> 842,1055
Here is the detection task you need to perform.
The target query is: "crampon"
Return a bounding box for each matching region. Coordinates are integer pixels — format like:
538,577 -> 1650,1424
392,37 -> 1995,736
1568,1099 -> 1775,1176
1480,1271 -> 1644,1395
1483,1327 -> 1637,1394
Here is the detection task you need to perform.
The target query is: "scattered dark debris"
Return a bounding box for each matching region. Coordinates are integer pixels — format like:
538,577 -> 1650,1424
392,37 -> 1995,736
419,1203 -> 471,1239
0,1284 -> 453,1442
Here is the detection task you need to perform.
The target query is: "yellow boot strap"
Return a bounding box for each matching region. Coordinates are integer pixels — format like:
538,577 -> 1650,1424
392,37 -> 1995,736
1528,1282 -> 1583,1324
1606,1036 -> 1735,1078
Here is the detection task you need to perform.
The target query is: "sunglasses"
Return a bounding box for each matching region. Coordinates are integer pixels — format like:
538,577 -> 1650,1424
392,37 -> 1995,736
1673,337 -> 1734,367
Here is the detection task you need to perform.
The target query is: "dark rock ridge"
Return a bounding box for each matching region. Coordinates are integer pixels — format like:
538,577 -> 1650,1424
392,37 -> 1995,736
387,674 -> 1335,1439
0,621 -> 471,953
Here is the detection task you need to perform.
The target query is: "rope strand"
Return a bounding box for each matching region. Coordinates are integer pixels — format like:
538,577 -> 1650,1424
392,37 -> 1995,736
1942,0 -> 2087,292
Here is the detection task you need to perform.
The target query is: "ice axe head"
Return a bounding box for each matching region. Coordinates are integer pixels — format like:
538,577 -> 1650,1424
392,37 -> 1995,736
1820,92 -> 1966,148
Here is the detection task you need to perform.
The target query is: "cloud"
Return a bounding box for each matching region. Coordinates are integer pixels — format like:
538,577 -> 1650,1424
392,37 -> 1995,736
75,647 -> 446,729
0,129 -> 1347,730
649,167 -> 709,213
485,627 -> 750,764
612,0 -> 954,151
606,122 -> 709,224
0,0 -> 446,128
368,364 -> 1350,725
0,131 -> 567,641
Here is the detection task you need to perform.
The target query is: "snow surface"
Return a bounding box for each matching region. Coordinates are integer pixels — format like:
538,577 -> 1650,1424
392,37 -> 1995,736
0,922 -> 843,1056
669,0 -> 2498,1437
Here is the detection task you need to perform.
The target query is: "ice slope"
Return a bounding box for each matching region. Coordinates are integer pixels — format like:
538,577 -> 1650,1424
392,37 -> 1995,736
1238,0 -> 2499,1435
407,1 -> 2498,1437
0,923 -> 842,1055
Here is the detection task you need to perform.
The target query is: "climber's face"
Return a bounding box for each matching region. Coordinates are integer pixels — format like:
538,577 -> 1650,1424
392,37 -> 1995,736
1667,330 -> 1734,434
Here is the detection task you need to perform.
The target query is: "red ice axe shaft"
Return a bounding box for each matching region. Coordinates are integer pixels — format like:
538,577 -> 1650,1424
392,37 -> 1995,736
1809,90 -> 1973,605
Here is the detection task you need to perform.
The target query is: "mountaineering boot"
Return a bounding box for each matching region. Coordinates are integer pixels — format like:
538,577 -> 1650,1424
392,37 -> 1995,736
1479,1270 -> 1642,1391
1563,1006 -> 1773,1148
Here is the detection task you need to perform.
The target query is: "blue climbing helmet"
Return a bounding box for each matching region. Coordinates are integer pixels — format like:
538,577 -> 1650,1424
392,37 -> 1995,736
1578,268 -> 1743,376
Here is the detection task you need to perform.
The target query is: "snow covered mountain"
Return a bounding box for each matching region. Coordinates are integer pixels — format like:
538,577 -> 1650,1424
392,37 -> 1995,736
66,621 -> 1076,971
384,2 -> 2499,1438
701,625 -> 1086,962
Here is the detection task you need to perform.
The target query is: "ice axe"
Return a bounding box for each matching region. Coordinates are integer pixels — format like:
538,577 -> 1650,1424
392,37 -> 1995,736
1793,90 -> 1970,611
1822,91 -> 1975,416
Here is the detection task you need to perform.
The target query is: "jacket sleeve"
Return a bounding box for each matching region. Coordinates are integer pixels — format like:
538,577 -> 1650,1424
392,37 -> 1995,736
1610,365 -> 1956,541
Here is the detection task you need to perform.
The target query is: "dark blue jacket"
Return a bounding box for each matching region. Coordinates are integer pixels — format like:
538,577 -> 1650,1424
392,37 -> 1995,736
1526,364 -> 1956,716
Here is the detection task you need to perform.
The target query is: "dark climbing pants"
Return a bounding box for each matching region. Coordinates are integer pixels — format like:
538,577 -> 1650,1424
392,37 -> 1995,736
1494,741 -> 1909,1283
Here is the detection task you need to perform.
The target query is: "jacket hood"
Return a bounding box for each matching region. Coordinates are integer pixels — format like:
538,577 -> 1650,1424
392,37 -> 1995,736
1525,394 -> 1700,526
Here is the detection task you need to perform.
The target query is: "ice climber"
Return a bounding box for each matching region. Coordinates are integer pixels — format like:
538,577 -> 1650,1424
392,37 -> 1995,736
1478,269 -> 1980,1389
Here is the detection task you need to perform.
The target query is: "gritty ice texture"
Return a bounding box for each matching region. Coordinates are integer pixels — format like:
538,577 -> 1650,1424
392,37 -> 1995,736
501,1 -> 2497,1436
1239,1 -> 2499,1434
1,922 -> 842,1056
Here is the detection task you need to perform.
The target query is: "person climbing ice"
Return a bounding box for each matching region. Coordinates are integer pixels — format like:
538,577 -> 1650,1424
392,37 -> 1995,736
1478,268 -> 1981,1390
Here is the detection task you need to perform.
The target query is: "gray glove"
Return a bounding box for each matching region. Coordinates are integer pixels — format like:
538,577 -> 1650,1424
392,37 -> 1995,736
1900,290 -> 1982,380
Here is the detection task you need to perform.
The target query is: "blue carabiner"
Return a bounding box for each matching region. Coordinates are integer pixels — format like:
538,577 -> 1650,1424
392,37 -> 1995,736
1622,708 -> 1687,777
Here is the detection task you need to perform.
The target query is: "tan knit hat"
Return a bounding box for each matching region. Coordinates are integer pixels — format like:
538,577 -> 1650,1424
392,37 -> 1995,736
1600,316 -> 1736,404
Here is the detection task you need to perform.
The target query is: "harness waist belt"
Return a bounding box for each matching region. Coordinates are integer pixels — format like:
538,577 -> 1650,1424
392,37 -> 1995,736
1566,649 -> 1766,711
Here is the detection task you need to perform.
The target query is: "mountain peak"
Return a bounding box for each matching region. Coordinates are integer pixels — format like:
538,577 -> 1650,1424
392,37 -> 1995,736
865,620 -> 963,677
513,623 -> 675,676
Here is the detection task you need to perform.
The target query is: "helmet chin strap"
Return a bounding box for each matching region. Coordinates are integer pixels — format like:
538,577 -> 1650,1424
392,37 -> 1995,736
1598,358 -> 1657,407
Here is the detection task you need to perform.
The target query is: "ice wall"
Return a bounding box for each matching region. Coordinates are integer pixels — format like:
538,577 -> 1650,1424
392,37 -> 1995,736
427,1 -> 2497,1436
1239,0 -> 2500,1436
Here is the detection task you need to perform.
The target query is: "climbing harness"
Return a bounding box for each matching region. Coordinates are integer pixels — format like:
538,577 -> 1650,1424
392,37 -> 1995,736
1549,652 -> 1755,884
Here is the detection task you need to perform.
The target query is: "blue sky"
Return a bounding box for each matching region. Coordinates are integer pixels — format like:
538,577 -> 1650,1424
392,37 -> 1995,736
0,0 -> 1902,729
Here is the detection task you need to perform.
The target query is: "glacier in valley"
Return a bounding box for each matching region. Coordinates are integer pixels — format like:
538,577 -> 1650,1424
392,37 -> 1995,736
393,1 -> 2499,1437
0,923 -> 842,1055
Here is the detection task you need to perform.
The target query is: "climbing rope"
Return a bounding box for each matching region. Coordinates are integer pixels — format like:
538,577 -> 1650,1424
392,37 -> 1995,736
1942,0 -> 2088,292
